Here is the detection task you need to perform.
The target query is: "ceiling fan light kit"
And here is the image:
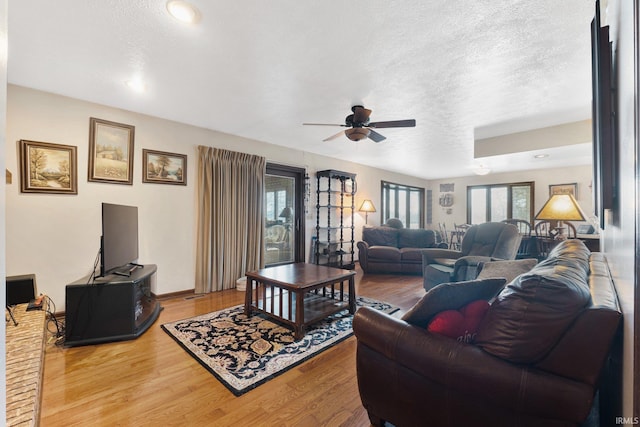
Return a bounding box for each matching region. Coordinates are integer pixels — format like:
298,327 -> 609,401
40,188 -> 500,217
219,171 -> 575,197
304,105 -> 416,143
473,166 -> 491,176
345,128 -> 370,141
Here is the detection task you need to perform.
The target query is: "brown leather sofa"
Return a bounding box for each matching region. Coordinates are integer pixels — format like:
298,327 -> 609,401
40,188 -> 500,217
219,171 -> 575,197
353,239 -> 621,427
357,226 -> 443,274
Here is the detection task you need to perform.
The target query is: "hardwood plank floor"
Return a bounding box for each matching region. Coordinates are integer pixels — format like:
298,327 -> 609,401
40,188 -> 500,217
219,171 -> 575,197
40,267 -> 425,427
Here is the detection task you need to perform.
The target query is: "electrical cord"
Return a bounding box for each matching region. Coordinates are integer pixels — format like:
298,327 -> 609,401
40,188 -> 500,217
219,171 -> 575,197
43,295 -> 65,346
7,254 -> 102,348
87,247 -> 101,285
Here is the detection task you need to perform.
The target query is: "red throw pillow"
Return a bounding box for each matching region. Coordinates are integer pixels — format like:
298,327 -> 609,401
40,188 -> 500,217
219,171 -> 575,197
427,300 -> 490,343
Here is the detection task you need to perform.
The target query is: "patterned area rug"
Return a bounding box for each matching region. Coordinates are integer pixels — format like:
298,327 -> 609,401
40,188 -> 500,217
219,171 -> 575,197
161,295 -> 398,396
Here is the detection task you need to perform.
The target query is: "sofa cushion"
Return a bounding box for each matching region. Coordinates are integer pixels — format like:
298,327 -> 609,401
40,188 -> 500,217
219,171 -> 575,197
385,218 -> 404,229
475,239 -> 592,364
363,226 -> 399,247
399,248 -> 424,262
427,300 -> 490,343
398,229 -> 435,249
541,239 -> 591,273
401,277 -> 507,328
368,246 -> 401,262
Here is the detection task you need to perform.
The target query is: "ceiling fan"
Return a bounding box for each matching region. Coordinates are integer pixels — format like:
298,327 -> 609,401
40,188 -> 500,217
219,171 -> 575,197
303,105 -> 416,143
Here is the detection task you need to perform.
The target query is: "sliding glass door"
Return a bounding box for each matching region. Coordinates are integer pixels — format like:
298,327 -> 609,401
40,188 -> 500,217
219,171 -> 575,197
265,164 -> 305,266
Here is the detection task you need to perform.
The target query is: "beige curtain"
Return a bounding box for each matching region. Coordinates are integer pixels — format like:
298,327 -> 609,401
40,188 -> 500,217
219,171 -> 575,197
196,146 -> 265,293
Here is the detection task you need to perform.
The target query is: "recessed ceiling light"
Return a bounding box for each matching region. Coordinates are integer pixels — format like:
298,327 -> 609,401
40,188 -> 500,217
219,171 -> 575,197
125,79 -> 146,93
166,1 -> 201,24
534,154 -> 549,159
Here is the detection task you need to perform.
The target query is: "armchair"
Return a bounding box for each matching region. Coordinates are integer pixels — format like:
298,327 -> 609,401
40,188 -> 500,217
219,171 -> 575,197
421,222 -> 521,291
264,224 -> 288,264
265,224 -> 287,249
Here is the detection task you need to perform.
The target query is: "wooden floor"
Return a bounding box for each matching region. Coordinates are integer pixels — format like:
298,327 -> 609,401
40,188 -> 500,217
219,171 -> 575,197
40,268 -> 425,427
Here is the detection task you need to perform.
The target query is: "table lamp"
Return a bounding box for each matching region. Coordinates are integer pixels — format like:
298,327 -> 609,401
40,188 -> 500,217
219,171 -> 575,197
534,193 -> 586,239
279,207 -> 292,222
359,199 -> 376,225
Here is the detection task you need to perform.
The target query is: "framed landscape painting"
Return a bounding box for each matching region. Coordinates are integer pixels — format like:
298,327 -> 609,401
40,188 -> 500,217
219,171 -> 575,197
142,149 -> 187,185
549,183 -> 577,198
88,117 -> 135,184
20,139 -> 78,194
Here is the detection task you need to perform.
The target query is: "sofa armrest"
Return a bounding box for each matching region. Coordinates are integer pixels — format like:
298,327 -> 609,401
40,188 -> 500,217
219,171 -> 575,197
353,307 -> 594,423
421,248 -> 462,266
453,255 -> 493,267
451,255 -> 493,281
357,241 -> 370,272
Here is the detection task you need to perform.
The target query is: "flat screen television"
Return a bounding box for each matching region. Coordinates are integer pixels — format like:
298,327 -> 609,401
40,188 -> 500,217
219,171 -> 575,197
591,0 -> 615,228
101,203 -> 139,277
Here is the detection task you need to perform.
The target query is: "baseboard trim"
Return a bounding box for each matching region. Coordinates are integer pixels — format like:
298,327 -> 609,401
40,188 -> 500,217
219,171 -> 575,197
155,289 -> 197,301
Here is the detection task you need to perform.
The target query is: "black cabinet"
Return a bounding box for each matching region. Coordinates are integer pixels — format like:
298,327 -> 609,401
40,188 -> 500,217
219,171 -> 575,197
65,264 -> 161,347
314,170 -> 356,269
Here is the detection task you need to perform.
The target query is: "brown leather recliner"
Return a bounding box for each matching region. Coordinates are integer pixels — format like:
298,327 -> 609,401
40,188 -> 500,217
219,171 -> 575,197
354,240 -> 622,427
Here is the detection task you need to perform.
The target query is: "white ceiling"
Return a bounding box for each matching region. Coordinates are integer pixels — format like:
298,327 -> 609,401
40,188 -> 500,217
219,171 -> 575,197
7,0 -> 595,179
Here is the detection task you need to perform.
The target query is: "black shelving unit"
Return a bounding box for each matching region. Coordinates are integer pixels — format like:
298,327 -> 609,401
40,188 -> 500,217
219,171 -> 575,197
314,169 -> 356,269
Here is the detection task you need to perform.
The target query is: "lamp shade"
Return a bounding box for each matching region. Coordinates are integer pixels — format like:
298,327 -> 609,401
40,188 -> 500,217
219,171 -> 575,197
279,207 -> 292,220
358,199 -> 376,213
535,194 -> 586,221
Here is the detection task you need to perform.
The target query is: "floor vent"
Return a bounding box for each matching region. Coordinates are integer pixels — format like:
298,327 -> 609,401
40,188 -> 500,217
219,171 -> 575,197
184,294 -> 205,300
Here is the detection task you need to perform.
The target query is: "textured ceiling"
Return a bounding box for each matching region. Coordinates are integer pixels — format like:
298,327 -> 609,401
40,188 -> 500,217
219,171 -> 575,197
7,0 -> 595,179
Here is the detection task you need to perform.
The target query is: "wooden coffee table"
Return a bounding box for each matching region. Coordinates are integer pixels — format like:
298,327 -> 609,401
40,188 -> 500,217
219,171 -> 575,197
244,263 -> 356,340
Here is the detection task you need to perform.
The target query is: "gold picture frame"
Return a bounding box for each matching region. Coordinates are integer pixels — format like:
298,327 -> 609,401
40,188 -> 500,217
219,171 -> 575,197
19,139 -> 78,194
88,117 -> 135,184
142,149 -> 187,185
549,183 -> 577,197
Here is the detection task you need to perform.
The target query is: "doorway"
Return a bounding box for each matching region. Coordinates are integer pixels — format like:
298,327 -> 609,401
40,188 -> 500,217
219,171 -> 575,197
265,164 -> 305,266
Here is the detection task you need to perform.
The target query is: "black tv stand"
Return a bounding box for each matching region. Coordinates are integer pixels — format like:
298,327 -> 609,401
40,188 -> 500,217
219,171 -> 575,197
65,264 -> 160,347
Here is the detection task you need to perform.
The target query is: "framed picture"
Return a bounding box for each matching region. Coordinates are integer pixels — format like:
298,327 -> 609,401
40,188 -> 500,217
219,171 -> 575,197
142,149 -> 187,185
549,183 -> 577,197
88,117 -> 135,184
19,139 -> 77,194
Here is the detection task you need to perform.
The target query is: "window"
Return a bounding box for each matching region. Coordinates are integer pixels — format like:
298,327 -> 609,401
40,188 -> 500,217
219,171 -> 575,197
467,182 -> 534,224
381,181 -> 425,228
265,189 -> 287,221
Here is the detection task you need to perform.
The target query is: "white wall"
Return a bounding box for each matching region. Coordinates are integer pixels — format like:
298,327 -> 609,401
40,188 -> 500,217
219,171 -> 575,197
428,165 -> 594,231
5,85 -> 428,310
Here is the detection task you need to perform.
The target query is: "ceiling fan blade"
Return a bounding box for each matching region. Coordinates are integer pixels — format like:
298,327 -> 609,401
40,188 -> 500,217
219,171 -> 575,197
303,123 -> 346,127
368,119 -> 416,128
323,130 -> 346,141
367,129 -> 386,143
352,106 -> 372,124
